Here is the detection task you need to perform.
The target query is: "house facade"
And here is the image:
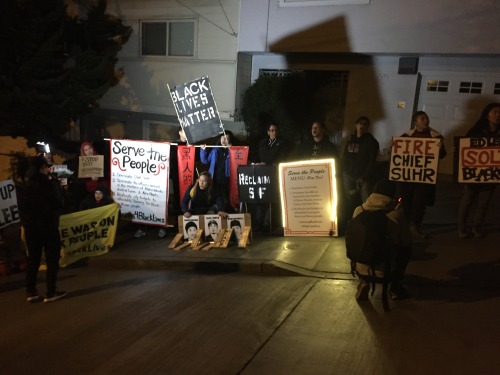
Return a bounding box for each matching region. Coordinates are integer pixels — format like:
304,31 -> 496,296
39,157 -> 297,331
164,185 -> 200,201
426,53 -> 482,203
89,0 -> 500,174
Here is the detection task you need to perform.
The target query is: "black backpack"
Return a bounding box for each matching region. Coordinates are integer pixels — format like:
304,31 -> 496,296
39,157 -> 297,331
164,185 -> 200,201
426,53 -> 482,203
345,207 -> 392,310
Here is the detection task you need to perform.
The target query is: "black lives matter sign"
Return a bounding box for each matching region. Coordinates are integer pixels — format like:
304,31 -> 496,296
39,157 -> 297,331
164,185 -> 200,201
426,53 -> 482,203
169,76 -> 224,144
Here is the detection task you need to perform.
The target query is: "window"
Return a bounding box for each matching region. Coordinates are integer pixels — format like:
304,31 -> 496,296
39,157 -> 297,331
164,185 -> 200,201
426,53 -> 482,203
494,83 -> 500,95
141,20 -> 195,57
426,80 -> 449,93
459,81 -> 483,94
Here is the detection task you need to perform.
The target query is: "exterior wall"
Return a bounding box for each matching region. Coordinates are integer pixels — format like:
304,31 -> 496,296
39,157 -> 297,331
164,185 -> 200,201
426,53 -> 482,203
240,0 -> 500,54
89,0 -> 244,142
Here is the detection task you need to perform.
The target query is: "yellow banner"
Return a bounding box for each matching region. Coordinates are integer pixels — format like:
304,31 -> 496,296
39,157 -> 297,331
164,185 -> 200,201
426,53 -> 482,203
59,203 -> 120,267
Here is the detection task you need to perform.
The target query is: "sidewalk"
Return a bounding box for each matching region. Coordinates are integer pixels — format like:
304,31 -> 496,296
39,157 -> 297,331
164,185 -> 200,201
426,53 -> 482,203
90,178 -> 500,289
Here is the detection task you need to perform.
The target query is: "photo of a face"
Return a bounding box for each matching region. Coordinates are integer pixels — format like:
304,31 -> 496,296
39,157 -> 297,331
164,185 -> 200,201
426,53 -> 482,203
227,214 -> 245,242
183,216 -> 199,241
204,215 -> 221,242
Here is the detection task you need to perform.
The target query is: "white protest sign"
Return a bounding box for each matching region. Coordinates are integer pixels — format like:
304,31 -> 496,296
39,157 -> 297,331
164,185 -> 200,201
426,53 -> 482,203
389,137 -> 440,184
0,179 -> 19,229
279,159 -> 338,237
455,137 -> 500,183
110,139 -> 170,226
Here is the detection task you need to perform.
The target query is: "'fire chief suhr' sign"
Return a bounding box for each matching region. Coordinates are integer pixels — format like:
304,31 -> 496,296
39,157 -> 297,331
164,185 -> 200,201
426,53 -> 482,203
389,137 -> 440,184
455,137 -> 500,183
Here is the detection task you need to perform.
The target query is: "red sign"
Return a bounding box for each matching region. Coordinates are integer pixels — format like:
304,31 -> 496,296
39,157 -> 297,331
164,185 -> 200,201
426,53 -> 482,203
177,146 -> 195,203
229,146 -> 249,210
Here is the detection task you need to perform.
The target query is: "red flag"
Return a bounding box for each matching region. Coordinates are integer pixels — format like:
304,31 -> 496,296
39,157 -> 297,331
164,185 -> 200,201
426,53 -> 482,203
177,146 -> 195,204
229,146 -> 249,210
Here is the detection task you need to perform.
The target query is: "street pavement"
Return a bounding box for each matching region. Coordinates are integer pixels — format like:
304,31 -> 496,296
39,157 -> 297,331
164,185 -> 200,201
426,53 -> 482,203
1,178 -> 499,374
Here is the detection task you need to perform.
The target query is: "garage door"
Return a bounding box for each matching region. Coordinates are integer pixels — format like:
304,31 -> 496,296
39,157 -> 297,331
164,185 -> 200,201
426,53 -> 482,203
417,72 -> 500,174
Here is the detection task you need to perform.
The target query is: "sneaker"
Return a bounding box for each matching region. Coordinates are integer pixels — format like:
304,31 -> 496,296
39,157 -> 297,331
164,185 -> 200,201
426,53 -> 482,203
389,283 -> 409,300
355,280 -> 370,300
27,294 -> 42,303
158,228 -> 167,238
44,291 -> 67,303
134,229 -> 146,238
472,227 -> 485,238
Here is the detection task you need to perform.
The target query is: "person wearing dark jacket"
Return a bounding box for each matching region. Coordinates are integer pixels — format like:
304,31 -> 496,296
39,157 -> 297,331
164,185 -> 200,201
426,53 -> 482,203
257,121 -> 290,165
397,111 -> 447,239
342,116 -> 380,208
16,155 -> 66,303
457,102 -> 500,238
297,121 -> 338,160
182,171 -> 227,218
79,185 -> 114,211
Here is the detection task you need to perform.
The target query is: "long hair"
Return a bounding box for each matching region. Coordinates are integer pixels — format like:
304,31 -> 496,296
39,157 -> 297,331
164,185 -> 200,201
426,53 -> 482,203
472,103 -> 500,130
190,171 -> 213,201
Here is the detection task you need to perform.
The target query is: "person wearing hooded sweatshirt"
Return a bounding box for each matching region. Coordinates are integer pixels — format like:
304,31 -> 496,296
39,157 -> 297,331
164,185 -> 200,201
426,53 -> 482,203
342,116 -> 380,209
397,111 -> 447,239
79,185 -> 114,211
352,179 -> 413,300
182,171 -> 227,218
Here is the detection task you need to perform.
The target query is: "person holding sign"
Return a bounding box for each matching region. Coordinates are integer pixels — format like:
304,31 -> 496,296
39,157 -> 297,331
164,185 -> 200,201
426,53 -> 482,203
200,132 -> 233,210
297,121 -> 338,160
397,111 -> 446,239
457,103 -> 500,238
182,171 -> 228,218
342,116 -> 380,209
80,141 -> 109,197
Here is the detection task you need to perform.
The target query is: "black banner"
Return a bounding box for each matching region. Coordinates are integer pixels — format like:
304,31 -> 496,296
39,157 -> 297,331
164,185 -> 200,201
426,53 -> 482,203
169,76 -> 223,144
237,165 -> 278,203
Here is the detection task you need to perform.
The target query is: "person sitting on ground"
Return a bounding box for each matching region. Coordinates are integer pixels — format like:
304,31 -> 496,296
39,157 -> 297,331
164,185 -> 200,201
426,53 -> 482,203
182,171 -> 228,218
352,179 -> 413,300
79,185 -> 114,211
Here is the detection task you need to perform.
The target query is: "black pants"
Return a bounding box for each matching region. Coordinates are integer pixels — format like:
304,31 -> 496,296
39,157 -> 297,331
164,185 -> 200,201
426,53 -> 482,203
25,225 -> 61,296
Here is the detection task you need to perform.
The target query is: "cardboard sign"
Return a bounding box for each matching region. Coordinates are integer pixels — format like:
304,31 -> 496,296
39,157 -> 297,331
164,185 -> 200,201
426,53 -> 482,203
389,137 -> 440,184
237,164 -> 278,203
455,137 -> 500,183
0,179 -> 19,229
78,155 -> 104,178
169,76 -> 224,144
279,159 -> 338,237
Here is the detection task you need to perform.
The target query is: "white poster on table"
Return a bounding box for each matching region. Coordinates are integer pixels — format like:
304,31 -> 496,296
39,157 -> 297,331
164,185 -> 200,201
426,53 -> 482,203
110,139 -> 170,226
279,159 -> 338,237
227,214 -> 245,242
0,179 -> 19,229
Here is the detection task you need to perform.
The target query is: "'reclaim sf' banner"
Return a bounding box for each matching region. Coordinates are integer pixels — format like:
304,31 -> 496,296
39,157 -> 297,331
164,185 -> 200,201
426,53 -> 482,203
228,146 -> 249,211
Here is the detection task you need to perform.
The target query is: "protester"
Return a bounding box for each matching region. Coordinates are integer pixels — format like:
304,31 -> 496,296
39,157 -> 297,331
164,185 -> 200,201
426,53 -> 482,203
297,121 -> 338,160
397,111 -> 446,239
254,120 -> 289,232
257,120 -> 290,164
200,131 -> 233,211
15,155 -> 67,303
182,171 -> 227,218
80,141 -> 109,197
342,116 -> 380,209
352,179 -> 412,300
79,185 -> 114,211
457,102 -> 500,238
